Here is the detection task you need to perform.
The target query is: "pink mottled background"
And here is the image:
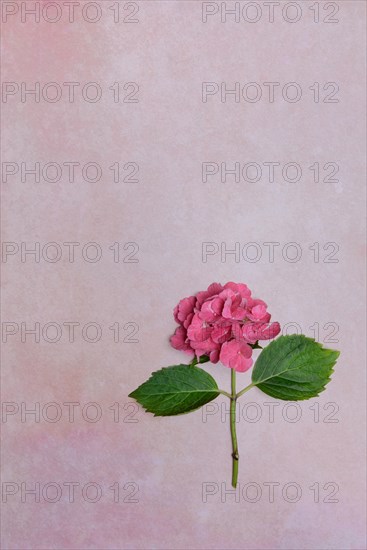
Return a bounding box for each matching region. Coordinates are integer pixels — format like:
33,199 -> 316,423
1,1 -> 366,549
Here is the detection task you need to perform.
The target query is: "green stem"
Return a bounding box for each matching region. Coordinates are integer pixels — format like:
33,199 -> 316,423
236,382 -> 256,399
230,369 -> 239,488
218,389 -> 232,399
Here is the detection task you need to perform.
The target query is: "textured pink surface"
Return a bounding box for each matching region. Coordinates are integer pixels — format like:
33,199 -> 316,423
1,1 -> 366,549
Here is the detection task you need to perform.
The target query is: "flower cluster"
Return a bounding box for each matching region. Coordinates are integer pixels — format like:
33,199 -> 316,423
170,282 -> 281,372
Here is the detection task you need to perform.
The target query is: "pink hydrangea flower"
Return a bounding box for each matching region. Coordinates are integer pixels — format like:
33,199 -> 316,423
169,326 -> 194,356
173,296 -> 196,328
219,340 -> 253,372
242,321 -> 281,344
170,282 -> 281,372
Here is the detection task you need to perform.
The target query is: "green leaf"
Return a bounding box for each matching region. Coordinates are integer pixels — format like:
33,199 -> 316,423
189,355 -> 210,367
252,335 -> 339,401
129,365 -> 219,416
249,341 -> 263,350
